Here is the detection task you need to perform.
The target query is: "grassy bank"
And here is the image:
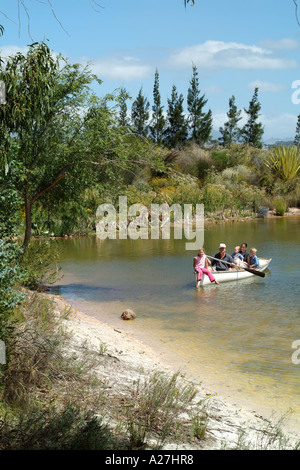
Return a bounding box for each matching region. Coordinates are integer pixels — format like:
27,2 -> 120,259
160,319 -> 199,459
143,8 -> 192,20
0,290 -> 299,450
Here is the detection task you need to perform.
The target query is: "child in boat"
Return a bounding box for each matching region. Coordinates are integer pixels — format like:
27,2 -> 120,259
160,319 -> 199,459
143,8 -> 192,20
249,248 -> 260,268
231,246 -> 244,265
193,248 -> 219,287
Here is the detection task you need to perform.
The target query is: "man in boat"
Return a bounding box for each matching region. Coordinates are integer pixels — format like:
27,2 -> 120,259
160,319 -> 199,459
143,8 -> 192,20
211,243 -> 235,271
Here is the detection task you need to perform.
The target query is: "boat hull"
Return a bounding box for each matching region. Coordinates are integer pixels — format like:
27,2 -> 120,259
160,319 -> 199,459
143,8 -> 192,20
196,258 -> 272,286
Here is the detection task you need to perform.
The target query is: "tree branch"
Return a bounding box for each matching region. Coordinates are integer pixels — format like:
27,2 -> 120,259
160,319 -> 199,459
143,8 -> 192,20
31,169 -> 68,205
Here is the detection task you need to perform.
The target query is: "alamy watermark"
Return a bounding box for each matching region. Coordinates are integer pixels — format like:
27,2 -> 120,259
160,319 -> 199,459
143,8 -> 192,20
0,340 -> 6,365
0,80 -> 6,104
96,196 -> 204,250
291,340 -> 300,365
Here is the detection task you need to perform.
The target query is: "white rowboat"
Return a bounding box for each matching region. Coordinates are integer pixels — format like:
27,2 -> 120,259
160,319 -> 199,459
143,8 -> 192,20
196,258 -> 272,286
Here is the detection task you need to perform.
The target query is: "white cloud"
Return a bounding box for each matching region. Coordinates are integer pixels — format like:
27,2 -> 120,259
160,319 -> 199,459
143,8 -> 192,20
213,110 -> 297,141
248,80 -> 287,93
0,45 -> 29,58
80,56 -> 152,81
166,40 -> 298,71
258,38 -> 300,51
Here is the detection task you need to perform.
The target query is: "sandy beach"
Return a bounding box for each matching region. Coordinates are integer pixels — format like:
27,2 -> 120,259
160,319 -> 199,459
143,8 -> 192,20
45,292 -> 299,450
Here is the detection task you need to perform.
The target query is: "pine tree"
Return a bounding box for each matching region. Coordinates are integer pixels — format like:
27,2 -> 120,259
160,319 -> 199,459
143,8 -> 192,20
241,87 -> 264,148
294,114 -> 300,147
187,65 -> 212,146
131,87 -> 150,137
219,95 -> 242,146
118,87 -> 129,127
164,85 -> 187,149
149,69 -> 165,144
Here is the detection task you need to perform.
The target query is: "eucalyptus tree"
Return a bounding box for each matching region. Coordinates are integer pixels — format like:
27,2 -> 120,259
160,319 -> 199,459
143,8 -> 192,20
0,42 -> 102,247
187,65 -> 212,146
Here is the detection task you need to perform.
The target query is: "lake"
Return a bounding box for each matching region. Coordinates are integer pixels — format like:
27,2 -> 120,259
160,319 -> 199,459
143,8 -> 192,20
51,216 -> 300,431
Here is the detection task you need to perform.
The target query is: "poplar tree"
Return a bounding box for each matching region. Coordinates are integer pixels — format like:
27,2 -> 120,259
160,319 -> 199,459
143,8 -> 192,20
131,87 -> 150,137
164,85 -> 187,149
118,87 -> 129,127
294,114 -> 300,147
149,70 -> 165,144
187,65 -> 212,146
219,95 -> 242,146
241,87 -> 264,148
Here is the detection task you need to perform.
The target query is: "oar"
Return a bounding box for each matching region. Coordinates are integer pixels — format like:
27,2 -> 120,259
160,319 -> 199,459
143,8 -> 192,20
207,255 -> 265,278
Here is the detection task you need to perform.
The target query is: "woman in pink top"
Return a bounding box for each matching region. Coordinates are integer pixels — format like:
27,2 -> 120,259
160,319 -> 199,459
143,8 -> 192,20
193,248 -> 219,287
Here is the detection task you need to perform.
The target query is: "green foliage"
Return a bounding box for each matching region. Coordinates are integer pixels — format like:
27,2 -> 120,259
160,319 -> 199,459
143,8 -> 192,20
203,183 -> 233,213
123,372 -> 197,449
265,146 -> 300,184
241,87 -> 264,148
187,65 -> 212,146
210,150 -> 230,171
0,404 -> 115,450
0,183 -> 25,345
219,95 -> 242,146
273,197 -> 287,216
131,87 -> 150,136
0,42 -> 101,247
20,239 -> 61,290
150,70 -> 165,144
294,114 -> 300,147
164,85 -> 188,149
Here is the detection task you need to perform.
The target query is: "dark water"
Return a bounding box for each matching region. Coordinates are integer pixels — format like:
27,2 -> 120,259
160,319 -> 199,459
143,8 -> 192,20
51,217 -> 300,430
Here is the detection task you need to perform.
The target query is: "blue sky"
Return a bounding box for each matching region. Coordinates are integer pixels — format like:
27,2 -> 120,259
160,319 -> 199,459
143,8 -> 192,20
1,0 -> 300,142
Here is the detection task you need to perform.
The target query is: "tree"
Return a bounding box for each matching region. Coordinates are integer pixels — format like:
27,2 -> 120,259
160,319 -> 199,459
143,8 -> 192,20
187,65 -> 212,146
131,87 -> 150,137
240,87 -> 264,148
219,95 -> 242,146
118,87 -> 129,127
164,85 -> 188,149
149,70 -> 165,145
0,42 -> 101,247
294,114 -> 300,147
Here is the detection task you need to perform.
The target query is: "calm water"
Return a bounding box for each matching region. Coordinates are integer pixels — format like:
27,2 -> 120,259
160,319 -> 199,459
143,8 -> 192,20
51,217 -> 300,431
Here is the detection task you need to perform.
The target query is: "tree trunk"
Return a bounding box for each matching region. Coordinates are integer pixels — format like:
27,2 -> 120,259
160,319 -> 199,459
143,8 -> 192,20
23,196 -> 32,248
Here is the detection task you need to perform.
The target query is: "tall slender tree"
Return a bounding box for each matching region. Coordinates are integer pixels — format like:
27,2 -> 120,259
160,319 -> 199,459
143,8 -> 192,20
149,70 -> 165,144
294,113 -> 300,147
118,87 -> 129,127
187,65 -> 212,146
164,85 -> 187,149
131,87 -> 150,137
219,95 -> 242,146
241,87 -> 264,148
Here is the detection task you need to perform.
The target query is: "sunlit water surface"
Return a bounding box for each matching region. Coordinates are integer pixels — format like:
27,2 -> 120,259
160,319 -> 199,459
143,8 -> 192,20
51,217 -> 300,431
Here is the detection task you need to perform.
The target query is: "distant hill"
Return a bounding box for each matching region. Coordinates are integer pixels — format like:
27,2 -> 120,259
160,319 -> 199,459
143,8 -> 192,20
264,137 -> 295,147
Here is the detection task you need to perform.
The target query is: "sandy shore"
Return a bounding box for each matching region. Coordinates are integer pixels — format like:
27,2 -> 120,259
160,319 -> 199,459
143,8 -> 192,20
46,292 -> 299,450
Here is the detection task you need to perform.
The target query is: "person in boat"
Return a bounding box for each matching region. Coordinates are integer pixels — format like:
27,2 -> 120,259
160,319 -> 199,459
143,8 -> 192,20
239,242 -> 250,265
231,246 -> 243,264
211,243 -> 235,271
193,248 -> 219,287
249,248 -> 260,269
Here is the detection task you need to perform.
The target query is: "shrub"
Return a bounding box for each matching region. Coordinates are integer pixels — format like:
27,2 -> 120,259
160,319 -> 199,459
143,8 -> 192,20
0,404 -> 116,450
203,183 -> 232,213
273,197 -> 287,216
123,372 -> 198,449
264,146 -> 300,190
20,239 -> 61,291
174,144 -> 212,179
